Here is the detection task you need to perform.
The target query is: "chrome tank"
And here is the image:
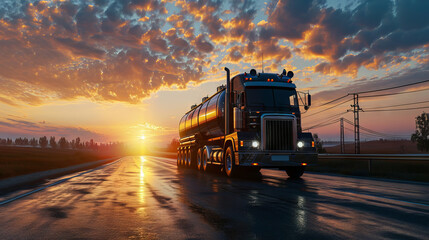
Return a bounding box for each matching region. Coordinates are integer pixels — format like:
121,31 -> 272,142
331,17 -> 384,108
179,90 -> 225,139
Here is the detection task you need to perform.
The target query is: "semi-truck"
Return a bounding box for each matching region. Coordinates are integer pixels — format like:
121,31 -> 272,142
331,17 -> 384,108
177,67 -> 317,178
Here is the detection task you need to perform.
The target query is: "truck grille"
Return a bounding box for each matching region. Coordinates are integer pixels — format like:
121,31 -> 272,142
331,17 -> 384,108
263,117 -> 296,151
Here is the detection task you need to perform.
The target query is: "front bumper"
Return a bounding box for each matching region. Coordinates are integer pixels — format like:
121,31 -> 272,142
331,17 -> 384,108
237,151 -> 317,167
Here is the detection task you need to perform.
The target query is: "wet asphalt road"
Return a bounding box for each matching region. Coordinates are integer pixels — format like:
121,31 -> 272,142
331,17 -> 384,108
0,156 -> 428,240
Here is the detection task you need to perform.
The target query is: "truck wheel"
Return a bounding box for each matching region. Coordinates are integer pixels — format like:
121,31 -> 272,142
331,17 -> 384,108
181,150 -> 186,166
202,148 -> 208,172
184,150 -> 189,167
197,148 -> 203,171
187,149 -> 192,167
285,167 -> 305,179
224,146 -> 237,177
177,150 -> 181,167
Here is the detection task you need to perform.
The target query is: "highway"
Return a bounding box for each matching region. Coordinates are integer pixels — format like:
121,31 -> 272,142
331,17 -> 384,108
0,156 -> 428,240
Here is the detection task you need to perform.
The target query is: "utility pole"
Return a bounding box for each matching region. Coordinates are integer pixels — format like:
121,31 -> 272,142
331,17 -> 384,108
351,94 -> 363,154
340,118 -> 344,153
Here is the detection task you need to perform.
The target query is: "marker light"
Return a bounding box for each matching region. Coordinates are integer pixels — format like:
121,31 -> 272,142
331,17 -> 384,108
252,163 -> 259,166
301,163 -> 307,166
297,141 -> 304,148
311,141 -> 315,148
240,141 -> 244,147
252,140 -> 260,148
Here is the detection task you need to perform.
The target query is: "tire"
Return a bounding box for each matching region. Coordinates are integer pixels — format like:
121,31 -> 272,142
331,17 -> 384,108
224,146 -> 237,177
285,167 -> 305,179
187,149 -> 192,167
202,148 -> 208,172
177,150 -> 181,167
181,150 -> 186,166
197,148 -> 203,171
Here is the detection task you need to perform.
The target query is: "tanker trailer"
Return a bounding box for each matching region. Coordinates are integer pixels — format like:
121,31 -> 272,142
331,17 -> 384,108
177,67 -> 317,178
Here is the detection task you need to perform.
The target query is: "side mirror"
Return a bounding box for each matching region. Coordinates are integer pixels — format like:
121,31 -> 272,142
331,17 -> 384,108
307,94 -> 311,107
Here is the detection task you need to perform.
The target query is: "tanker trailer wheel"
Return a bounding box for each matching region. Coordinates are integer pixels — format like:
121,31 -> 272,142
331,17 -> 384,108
177,150 -> 181,167
187,149 -> 192,167
202,148 -> 209,172
181,150 -> 186,166
285,167 -> 305,179
224,146 -> 237,177
197,148 -> 203,171
183,149 -> 188,167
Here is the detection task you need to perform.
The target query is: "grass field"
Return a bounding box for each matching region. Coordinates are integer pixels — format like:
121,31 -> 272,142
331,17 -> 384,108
0,146 -> 119,180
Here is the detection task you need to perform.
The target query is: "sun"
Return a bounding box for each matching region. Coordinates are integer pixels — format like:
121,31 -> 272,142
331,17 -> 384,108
140,135 -> 146,140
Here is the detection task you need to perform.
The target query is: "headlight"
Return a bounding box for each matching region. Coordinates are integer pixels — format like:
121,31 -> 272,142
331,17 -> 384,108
297,141 -> 304,148
252,140 -> 260,148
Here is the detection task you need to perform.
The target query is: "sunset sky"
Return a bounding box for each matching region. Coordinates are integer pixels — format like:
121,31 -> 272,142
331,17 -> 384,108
1,0 -> 429,146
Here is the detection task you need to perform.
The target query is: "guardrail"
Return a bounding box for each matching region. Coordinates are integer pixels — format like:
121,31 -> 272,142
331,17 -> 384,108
318,154 -> 429,175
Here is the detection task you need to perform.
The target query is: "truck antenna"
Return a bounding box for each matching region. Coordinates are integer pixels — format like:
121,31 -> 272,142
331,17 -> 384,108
262,53 -> 264,73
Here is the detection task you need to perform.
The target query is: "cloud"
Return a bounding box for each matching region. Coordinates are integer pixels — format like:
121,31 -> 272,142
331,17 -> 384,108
312,64 -> 429,103
262,0 -> 429,76
1,0 -> 429,107
0,0 -> 207,105
267,0 -> 324,41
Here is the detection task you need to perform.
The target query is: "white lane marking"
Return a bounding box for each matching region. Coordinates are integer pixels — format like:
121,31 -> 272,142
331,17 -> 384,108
0,158 -> 122,206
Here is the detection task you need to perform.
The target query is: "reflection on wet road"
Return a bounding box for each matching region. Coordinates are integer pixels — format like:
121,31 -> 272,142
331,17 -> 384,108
0,156 -> 428,239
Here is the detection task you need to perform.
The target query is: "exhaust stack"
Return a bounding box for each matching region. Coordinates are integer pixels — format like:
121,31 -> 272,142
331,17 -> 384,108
224,67 -> 230,135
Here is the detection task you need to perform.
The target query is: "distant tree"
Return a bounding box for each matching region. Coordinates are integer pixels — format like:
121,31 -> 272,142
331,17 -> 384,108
7,138 -> 13,145
49,136 -> 57,149
411,112 -> 429,152
39,136 -> 48,148
167,138 -> 180,152
29,138 -> 38,147
89,139 -> 95,150
58,137 -> 68,149
75,137 -> 81,149
70,139 -> 76,149
313,133 -> 326,153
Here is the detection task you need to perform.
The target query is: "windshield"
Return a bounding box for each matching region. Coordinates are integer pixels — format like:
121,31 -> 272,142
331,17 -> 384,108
246,87 -> 298,108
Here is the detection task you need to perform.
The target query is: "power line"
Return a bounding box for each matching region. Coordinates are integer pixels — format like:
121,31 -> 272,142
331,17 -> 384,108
344,125 -> 402,138
313,94 -> 349,108
343,118 -> 408,138
303,118 -> 341,131
353,79 -> 429,94
364,100 -> 429,110
364,106 -> 429,112
360,87 -> 429,99
303,98 -> 352,118
303,111 -> 348,124
302,112 -> 348,129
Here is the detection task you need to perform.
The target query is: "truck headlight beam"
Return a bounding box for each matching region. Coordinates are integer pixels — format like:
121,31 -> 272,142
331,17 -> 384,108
297,141 -> 304,148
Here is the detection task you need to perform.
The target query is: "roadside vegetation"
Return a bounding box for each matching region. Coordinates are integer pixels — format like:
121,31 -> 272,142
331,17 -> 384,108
0,137 -> 125,180
411,112 -> 429,152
